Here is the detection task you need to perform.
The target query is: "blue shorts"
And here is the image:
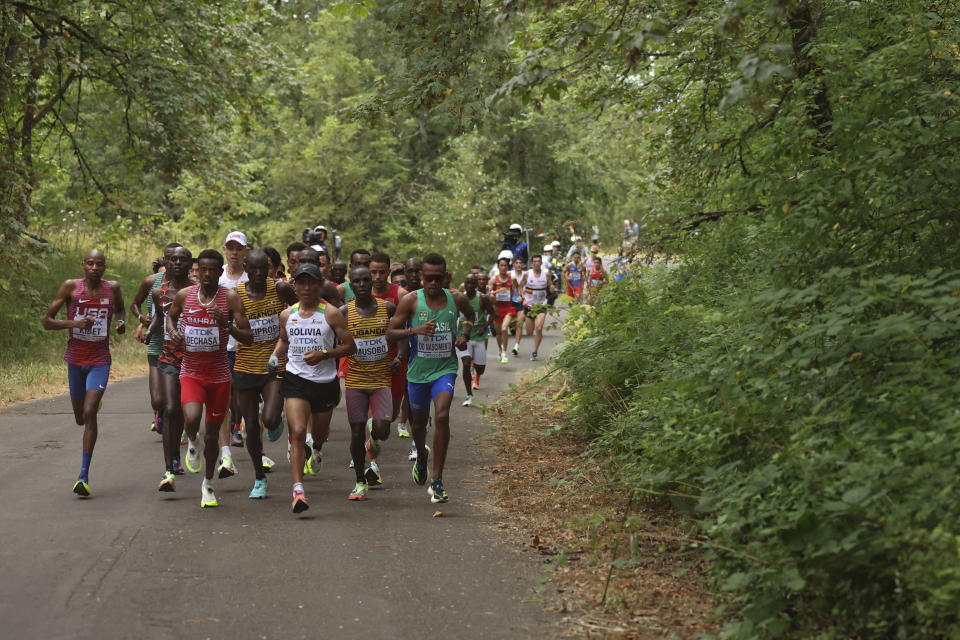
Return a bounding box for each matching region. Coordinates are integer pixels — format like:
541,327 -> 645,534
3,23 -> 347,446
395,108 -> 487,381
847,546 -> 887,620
406,373 -> 457,414
68,364 -> 110,399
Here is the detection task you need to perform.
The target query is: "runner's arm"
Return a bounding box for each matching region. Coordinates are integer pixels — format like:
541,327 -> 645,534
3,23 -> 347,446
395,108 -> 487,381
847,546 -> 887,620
225,289 -> 253,346
384,301 -> 407,367
145,289 -> 163,342
276,280 -> 299,306
130,274 -> 156,327
320,305 -> 356,360
453,292 -> 476,349
271,310 -> 291,358
110,280 -> 126,335
322,281 -> 342,307
165,288 -> 188,345
387,292 -> 430,341
41,279 -> 85,331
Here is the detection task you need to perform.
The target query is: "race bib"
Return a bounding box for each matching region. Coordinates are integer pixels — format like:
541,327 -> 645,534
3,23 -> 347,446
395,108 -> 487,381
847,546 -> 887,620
416,332 -> 453,358
288,337 -> 318,359
249,315 -> 280,343
184,324 -> 220,352
526,288 -> 548,305
355,336 -> 389,362
494,289 -> 511,302
590,279 -> 603,288
71,309 -> 108,342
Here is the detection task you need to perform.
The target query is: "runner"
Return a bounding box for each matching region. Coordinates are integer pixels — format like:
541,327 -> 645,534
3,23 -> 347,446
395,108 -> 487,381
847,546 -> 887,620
147,246 -> 193,492
337,249 -> 372,302
329,261 -> 347,285
42,249 -> 126,496
516,254 -> 555,361
563,252 -> 584,303
368,253 -> 407,421
587,255 -> 607,302
396,257 -> 423,442
285,241 -> 307,280
488,255 -> 518,364
339,265 -> 403,499
263,246 -> 284,280
509,256 -> 527,356
297,247 -> 343,306
390,263 -> 406,287
166,249 -> 252,508
269,264 -> 355,513
131,242 -> 181,435
387,253 -> 476,504
403,258 -> 422,293
456,273 -> 496,406
219,231 -> 250,462
233,250 -> 298,499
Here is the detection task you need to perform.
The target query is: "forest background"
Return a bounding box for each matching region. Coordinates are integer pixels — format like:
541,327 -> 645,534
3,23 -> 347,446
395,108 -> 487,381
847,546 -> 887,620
3,0 -> 960,637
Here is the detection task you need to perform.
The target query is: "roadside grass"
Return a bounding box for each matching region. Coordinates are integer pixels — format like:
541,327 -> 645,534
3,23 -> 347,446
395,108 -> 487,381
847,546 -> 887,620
487,371 -> 718,638
0,232 -> 157,407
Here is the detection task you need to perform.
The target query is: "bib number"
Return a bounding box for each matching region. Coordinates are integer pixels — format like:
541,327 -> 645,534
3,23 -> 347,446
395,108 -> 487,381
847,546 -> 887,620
355,336 -> 389,362
416,332 -> 453,358
494,289 -> 511,302
184,325 -> 220,352
71,309 -> 108,342
250,315 -> 280,343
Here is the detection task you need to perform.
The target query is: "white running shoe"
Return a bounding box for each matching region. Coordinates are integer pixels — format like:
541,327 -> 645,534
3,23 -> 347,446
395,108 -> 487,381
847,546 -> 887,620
408,442 -> 418,461
262,455 -> 275,472
462,395 -> 473,407
397,422 -> 411,438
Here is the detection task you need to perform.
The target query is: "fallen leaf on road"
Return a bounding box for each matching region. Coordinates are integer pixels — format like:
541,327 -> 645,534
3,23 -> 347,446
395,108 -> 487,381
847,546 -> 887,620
433,510 -> 444,517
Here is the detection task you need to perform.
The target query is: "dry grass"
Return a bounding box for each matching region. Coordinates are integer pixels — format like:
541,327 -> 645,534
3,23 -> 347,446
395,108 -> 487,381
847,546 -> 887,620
482,372 -> 718,639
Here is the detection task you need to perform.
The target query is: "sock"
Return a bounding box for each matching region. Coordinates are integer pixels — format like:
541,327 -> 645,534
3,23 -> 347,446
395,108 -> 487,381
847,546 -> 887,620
221,445 -> 231,459
202,477 -> 213,490
189,435 -> 200,449
171,456 -> 180,469
80,452 -> 92,480
166,462 -> 174,473
293,482 -> 304,494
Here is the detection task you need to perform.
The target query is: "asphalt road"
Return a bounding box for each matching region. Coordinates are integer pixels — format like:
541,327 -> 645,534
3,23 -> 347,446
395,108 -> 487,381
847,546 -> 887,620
0,326 -> 562,640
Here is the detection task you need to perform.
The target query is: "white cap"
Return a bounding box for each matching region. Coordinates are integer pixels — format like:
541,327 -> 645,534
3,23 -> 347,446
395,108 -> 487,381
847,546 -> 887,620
552,240 -> 560,247
497,249 -> 514,261
509,223 -> 522,232
543,245 -> 552,252
224,230 -> 248,247
314,225 -> 327,232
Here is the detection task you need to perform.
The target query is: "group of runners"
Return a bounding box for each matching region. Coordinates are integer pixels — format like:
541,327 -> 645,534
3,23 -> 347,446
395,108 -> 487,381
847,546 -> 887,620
42,227 -> 604,514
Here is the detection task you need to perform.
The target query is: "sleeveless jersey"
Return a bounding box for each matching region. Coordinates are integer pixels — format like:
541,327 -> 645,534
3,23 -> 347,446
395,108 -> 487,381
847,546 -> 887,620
146,272 -> 165,356
490,274 -> 514,306
285,305 -> 337,383
342,281 -> 354,302
407,289 -> 459,384
158,282 -> 186,368
510,270 -> 525,303
345,298 -> 392,389
567,263 -> 582,286
178,284 -> 231,383
65,279 -> 113,366
234,279 -> 284,375
589,266 -> 605,290
464,293 -> 488,341
523,269 -> 549,306
219,267 -> 248,352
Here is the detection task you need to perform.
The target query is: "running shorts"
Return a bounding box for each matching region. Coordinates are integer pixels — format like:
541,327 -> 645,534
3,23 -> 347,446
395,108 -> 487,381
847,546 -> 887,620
391,358 -> 407,404
344,387 -> 392,424
566,284 -> 582,298
147,354 -> 160,368
496,302 -> 516,324
67,364 -> 110,399
407,373 -> 456,414
456,340 -> 487,366
232,371 -> 274,392
158,362 -> 180,377
180,377 -> 231,423
280,372 -> 341,413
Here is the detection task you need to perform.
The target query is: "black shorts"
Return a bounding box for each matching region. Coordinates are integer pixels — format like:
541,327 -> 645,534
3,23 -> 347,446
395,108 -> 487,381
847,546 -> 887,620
232,371 -> 274,392
522,304 -> 546,317
148,354 -> 160,368
158,361 -> 181,377
280,372 -> 341,413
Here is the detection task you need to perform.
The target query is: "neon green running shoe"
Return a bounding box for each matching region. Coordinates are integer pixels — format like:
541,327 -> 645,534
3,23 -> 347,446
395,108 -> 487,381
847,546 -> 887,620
73,478 -> 91,497
200,485 -> 219,508
185,440 -> 201,473
348,481 -> 368,501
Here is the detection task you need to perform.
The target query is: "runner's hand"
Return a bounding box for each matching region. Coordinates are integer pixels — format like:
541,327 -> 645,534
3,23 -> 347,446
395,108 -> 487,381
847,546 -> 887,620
116,320 -> 126,335
411,320 -> 436,337
209,307 -> 228,329
139,313 -> 152,327
268,354 -> 279,372
389,357 -> 402,373
454,336 -> 468,350
169,327 -> 183,346
75,317 -> 94,330
303,349 -> 324,366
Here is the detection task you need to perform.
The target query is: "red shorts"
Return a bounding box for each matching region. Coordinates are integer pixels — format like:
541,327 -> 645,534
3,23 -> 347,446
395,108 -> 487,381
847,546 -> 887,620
566,284 -> 582,298
496,302 -> 516,324
391,359 -> 407,404
180,377 -> 231,423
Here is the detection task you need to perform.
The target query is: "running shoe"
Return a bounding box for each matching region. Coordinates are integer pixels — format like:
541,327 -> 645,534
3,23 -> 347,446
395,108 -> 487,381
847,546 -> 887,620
408,442 -> 418,461
149,412 -> 159,433
499,353 -> 509,364
530,352 -> 538,361
412,446 -> 430,486
512,345 -> 519,356
158,471 -> 176,492
365,437 -> 381,461
365,460 -> 383,486
217,454 -> 237,479
262,455 -> 275,473
180,432 -> 187,446
73,478 -> 90,497
472,373 -> 480,390
185,441 -> 202,473
230,429 -> 244,448
266,420 -> 284,443
427,479 -> 449,504
201,485 -> 219,508
349,481 -> 368,501
349,459 -> 355,469
249,478 -> 268,499
292,489 -> 309,513
239,419 -> 247,440
462,395 -> 473,407
397,422 -> 411,438
306,447 -> 323,476
172,458 -> 185,475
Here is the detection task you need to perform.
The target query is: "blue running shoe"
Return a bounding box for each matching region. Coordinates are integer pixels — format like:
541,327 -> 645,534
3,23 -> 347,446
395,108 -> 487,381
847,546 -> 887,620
249,478 -> 268,499
428,479 -> 449,503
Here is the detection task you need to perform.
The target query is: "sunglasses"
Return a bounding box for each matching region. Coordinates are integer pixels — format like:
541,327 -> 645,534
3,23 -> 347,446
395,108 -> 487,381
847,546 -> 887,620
422,274 -> 444,283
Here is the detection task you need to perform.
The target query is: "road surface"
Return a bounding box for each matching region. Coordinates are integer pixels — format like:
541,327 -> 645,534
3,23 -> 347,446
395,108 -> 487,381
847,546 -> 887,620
0,326 -> 562,639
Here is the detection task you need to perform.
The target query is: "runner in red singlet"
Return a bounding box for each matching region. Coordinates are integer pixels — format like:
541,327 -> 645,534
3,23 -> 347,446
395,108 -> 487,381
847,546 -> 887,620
165,249 -> 252,508
42,249 -> 126,497
488,256 -> 518,364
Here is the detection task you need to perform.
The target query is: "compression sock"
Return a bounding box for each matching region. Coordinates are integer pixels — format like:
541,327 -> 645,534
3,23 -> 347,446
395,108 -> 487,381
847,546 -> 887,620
80,452 -> 92,480
293,482 -> 304,494
221,445 -> 231,459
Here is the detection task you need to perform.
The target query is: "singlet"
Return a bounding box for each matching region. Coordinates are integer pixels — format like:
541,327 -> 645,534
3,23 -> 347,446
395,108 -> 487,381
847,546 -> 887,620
178,284 -> 231,383
342,281 -> 354,302
463,293 -> 488,341
510,270 -> 525,303
146,272 -> 165,356
234,279 -> 284,375
219,267 -> 248,352
490,274 -> 514,306
284,305 -> 337,383
523,269 -> 549,306
567,263 -> 582,286
345,298 -> 392,389
158,282 -> 185,368
589,267 -> 605,290
64,279 -> 113,366
407,289 -> 459,384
